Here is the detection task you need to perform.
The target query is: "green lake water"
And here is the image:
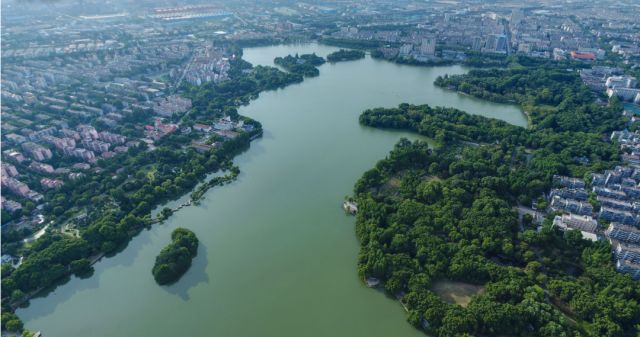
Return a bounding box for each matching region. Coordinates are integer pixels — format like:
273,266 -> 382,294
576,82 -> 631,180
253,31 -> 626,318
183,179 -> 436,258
18,43 -> 525,337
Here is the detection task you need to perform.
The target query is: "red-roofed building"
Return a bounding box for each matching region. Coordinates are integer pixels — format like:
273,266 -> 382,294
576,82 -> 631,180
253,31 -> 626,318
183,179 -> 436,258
570,51 -> 596,61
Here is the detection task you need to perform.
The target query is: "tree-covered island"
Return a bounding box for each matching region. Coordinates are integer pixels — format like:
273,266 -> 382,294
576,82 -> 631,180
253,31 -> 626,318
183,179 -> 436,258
152,228 -> 199,285
274,53 -> 326,77
326,49 -> 366,63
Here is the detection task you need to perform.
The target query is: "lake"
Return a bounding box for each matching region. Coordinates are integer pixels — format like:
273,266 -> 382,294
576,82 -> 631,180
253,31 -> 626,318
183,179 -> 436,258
18,43 -> 525,337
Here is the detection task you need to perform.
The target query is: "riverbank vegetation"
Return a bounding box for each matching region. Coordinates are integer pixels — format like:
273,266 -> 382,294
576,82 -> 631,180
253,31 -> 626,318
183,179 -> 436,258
355,63 -> 638,336
274,53 -> 325,77
434,66 -> 624,134
152,228 -> 199,285
326,49 -> 365,62
191,166 -> 240,204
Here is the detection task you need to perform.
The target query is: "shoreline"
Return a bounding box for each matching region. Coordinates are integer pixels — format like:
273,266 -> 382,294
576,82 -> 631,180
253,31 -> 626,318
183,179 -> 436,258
9,136 -> 253,310
438,86 -> 529,128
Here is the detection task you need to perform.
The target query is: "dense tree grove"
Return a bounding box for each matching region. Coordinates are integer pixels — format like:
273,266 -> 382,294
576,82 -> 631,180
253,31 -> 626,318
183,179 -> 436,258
434,66 -> 625,134
152,228 -> 199,285
360,104 -> 523,144
354,139 -> 639,337
1,310 -> 23,332
360,103 -> 620,205
274,53 -> 326,77
2,234 -> 91,296
355,65 -> 638,336
326,49 -> 365,62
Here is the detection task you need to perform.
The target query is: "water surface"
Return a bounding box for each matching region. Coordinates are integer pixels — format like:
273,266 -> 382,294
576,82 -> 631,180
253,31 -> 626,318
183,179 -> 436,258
19,43 -> 524,337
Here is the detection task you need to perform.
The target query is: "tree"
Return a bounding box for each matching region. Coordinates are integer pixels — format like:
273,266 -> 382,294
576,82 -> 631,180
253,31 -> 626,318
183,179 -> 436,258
10,289 -> 25,303
5,319 -> 23,332
70,259 -> 92,276
160,207 -> 173,220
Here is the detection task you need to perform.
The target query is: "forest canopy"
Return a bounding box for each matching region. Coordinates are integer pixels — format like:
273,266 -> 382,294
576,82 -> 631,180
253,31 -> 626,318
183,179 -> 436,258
326,49 -> 365,62
354,64 -> 637,337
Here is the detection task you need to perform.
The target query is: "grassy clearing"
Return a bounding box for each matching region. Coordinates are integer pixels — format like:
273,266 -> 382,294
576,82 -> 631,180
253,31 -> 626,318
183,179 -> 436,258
431,280 -> 485,307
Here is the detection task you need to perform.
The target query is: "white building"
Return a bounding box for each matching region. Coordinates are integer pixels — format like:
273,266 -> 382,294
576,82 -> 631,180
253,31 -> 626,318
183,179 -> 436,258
607,87 -> 640,102
420,38 -> 436,56
553,214 -> 600,241
399,44 -> 413,57
606,76 -> 637,89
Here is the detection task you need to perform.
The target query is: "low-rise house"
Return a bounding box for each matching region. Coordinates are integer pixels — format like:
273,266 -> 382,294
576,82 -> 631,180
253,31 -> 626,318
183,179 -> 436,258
597,196 -> 638,213
29,161 -> 55,174
553,214 -> 599,241
553,214 -> 599,232
622,186 -> 640,199
82,139 -> 110,153
553,175 -> 586,189
40,178 -> 64,189
605,222 -> 640,245
69,172 -> 85,180
213,116 -> 235,131
72,163 -> 91,170
102,151 -> 115,159
613,242 -> 640,264
1,163 -> 19,177
4,133 -> 27,144
616,259 -> 640,279
21,141 -> 53,161
1,198 -> 22,213
550,196 -> 593,216
191,141 -> 215,153
55,168 -> 70,175
2,150 -> 26,163
599,207 -> 640,226
607,87 -> 640,102
193,124 -> 213,133
113,146 -> 129,153
593,186 -> 627,201
27,191 -> 43,202
77,125 -> 99,140
550,188 -> 588,201
42,135 -> 75,151
622,177 -> 637,187
2,177 -> 31,198
63,147 -> 96,161
605,76 -> 637,89
99,131 -> 126,144
622,153 -> 640,166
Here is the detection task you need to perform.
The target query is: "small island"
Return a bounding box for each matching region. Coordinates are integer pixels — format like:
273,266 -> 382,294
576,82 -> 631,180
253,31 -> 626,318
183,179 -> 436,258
326,49 -> 365,63
274,53 -> 325,77
152,228 -> 199,285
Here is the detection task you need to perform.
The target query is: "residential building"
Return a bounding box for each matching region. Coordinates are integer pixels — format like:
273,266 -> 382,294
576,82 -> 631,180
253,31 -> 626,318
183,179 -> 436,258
606,222 -> 640,245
